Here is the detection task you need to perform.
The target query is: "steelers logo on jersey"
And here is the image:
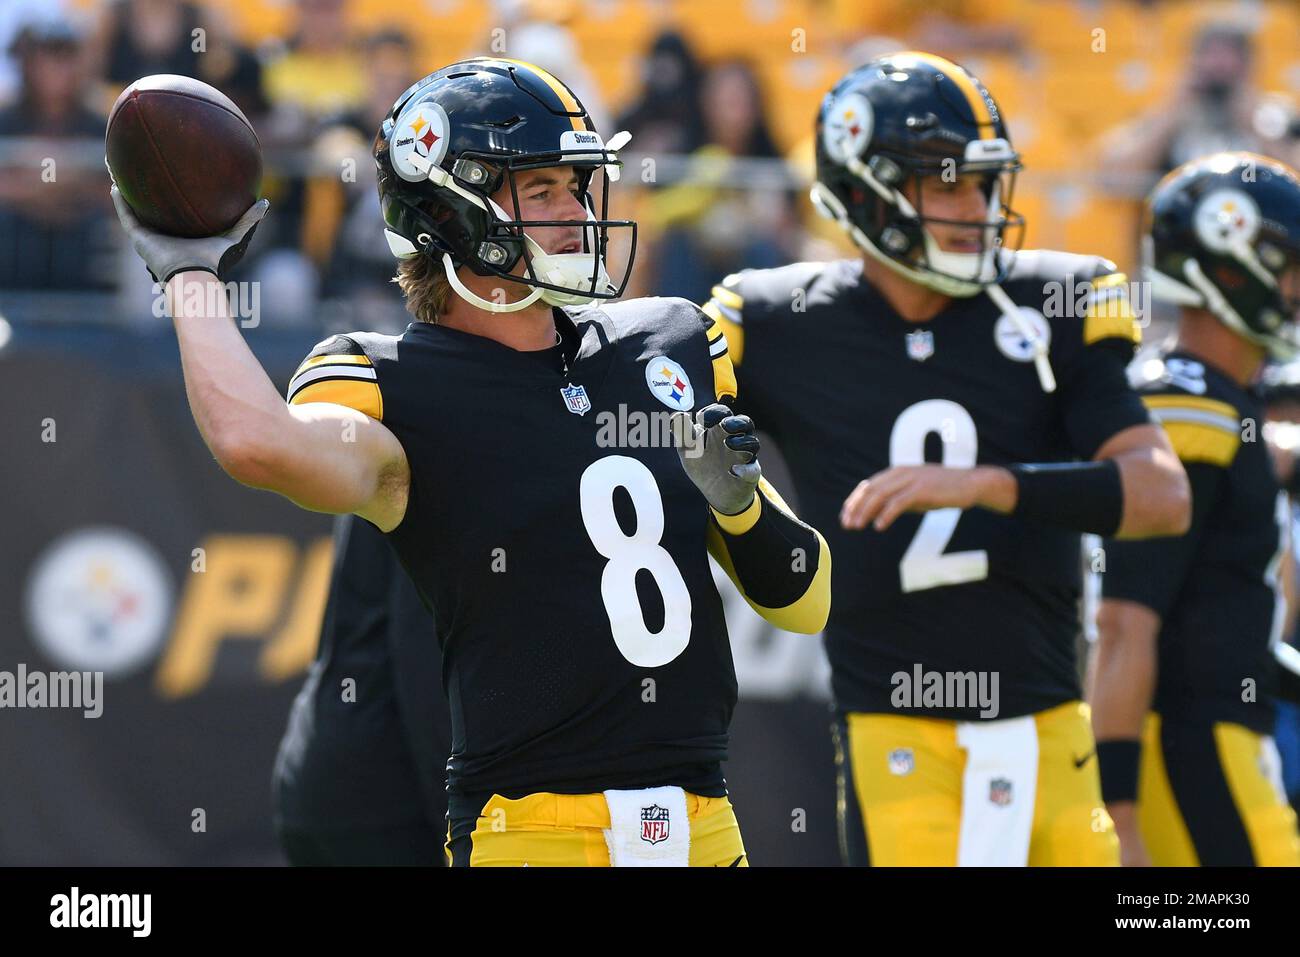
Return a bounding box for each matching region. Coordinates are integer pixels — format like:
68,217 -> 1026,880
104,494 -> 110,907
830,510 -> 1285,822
1194,187 -> 1260,253
645,356 -> 695,411
391,98 -> 451,182
822,91 -> 873,164
994,307 -> 1051,362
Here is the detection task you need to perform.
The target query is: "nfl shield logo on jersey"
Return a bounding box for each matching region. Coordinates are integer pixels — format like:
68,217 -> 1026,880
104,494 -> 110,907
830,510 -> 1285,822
905,329 -> 934,361
887,747 -> 915,776
989,777 -> 1013,807
560,382 -> 591,416
640,804 -> 670,844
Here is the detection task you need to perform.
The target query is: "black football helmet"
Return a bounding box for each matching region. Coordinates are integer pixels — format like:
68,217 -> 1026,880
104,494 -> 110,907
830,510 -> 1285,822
811,52 -> 1024,298
1146,151 -> 1300,359
374,57 -> 636,313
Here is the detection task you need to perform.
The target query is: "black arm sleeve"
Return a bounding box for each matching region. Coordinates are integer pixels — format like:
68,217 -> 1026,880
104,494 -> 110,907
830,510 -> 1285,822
1059,340 -> 1153,459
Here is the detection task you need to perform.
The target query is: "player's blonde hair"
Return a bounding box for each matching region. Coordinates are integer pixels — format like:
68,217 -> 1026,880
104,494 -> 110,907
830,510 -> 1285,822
394,253 -> 453,324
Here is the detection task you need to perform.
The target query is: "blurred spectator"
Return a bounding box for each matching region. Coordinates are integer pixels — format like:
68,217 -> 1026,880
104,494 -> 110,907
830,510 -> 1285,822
261,0 -> 367,145
835,0 -> 1026,58
504,17 -> 609,137
244,0 -> 368,320
615,31 -> 705,158
193,11 -> 269,125
700,60 -> 781,161
90,2 -> 266,123
93,0 -> 203,102
0,1 -> 70,107
0,16 -> 113,291
1100,22 -> 1300,188
647,60 -> 795,303
314,29 -> 420,332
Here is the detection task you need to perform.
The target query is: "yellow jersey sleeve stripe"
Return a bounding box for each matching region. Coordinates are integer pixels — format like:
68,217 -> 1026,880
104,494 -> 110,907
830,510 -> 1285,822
702,301 -> 745,366
287,362 -> 378,400
1143,394 -> 1239,421
1083,273 -> 1141,346
287,377 -> 383,421
1158,420 -> 1239,467
709,284 -> 744,312
293,353 -> 373,376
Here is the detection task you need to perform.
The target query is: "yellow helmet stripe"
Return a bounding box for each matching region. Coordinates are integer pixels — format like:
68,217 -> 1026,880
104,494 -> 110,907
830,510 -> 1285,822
498,58 -> 585,131
900,51 -> 994,128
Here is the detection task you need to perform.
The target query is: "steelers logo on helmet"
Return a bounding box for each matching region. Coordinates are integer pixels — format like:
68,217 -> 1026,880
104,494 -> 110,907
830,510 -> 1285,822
645,356 -> 694,411
1194,187 -> 1261,253
390,98 -> 450,183
822,90 -> 873,165
994,307 -> 1051,362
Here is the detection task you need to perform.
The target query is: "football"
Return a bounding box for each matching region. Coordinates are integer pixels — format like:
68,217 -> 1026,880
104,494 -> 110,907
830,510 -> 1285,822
105,74 -> 262,238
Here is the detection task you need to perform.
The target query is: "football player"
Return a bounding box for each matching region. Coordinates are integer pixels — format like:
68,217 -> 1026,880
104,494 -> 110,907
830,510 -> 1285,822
702,52 -> 1190,866
273,514 -> 450,866
111,58 -> 831,867
1091,151 -> 1300,867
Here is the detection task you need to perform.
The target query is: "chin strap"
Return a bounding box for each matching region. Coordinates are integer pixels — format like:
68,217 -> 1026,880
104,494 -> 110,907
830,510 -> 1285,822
986,282 -> 1057,393
441,252 -> 545,313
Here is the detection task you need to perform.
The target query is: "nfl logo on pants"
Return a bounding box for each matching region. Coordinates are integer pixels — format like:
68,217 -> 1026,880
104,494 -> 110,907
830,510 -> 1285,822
640,804 -> 670,844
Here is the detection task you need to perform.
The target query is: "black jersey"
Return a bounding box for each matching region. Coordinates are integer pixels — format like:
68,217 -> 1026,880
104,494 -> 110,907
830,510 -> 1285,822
1102,353 -> 1288,733
704,251 -> 1151,720
287,299 -> 740,801
273,513 -> 448,832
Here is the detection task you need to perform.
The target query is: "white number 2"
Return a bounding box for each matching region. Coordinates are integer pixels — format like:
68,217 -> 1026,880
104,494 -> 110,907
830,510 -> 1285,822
579,455 -> 692,667
890,399 -> 989,593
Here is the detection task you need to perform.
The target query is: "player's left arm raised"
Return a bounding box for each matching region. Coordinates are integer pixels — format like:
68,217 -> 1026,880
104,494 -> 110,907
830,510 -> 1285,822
842,274 -> 1191,539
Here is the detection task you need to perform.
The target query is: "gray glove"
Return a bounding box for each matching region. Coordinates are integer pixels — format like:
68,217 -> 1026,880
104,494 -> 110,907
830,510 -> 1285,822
111,185 -> 270,284
670,403 -> 762,515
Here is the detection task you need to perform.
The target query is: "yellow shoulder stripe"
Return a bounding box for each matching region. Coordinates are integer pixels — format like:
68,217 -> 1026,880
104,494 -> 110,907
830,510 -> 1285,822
292,353 -> 373,378
1159,420 -> 1239,467
1143,394 -> 1239,420
288,378 -> 383,421
1083,273 -> 1141,346
710,284 -> 743,311
1144,395 -> 1240,465
703,300 -> 745,366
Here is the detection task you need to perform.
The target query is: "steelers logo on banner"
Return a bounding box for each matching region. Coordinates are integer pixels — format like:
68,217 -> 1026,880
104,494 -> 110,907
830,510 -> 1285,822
1194,188 -> 1260,253
822,91 -> 873,164
24,527 -> 173,676
645,356 -> 694,411
994,307 -> 1051,362
390,98 -> 450,182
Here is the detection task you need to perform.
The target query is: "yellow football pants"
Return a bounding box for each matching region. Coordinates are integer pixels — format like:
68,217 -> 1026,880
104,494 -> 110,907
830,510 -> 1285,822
1137,713 -> 1300,866
446,791 -> 748,867
834,700 -> 1118,866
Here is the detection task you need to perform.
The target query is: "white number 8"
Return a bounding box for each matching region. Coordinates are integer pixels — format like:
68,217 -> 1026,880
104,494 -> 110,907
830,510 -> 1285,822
579,455 -> 692,667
